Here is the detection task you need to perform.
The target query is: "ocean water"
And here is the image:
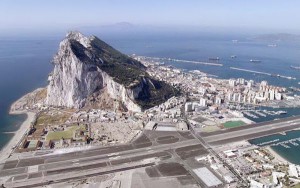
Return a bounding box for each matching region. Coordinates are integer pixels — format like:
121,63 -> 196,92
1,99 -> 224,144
0,38 -> 58,149
249,130 -> 300,165
0,31 -> 300,162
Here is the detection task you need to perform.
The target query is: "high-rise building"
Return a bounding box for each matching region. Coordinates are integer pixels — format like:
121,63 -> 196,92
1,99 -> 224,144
247,80 -> 254,88
185,102 -> 193,112
227,93 -> 232,101
275,93 -> 282,100
238,94 -> 242,102
269,90 -> 275,100
233,93 -> 239,101
199,98 -> 207,107
215,97 -> 222,105
229,79 -> 236,87
237,78 -> 245,85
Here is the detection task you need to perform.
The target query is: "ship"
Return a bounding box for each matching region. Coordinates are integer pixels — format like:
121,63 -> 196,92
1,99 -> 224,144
268,44 -> 277,47
290,65 -> 300,70
277,111 -> 287,115
231,55 -> 237,58
209,57 -> 220,61
250,59 -> 261,63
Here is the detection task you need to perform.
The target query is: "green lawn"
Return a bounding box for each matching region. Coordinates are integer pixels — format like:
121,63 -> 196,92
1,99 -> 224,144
222,120 -> 246,128
46,125 -> 85,141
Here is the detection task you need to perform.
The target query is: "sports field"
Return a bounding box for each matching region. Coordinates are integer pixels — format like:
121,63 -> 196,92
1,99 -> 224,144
222,120 -> 246,128
46,125 -> 85,141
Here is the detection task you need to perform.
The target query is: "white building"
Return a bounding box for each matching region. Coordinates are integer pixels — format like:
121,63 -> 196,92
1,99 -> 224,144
227,93 -> 232,101
234,93 -> 239,102
215,97 -> 222,105
289,164 -> 300,177
185,102 -> 193,112
275,93 -> 282,100
229,79 -> 236,87
247,80 -> 254,88
199,98 -> 207,107
238,94 -> 243,102
199,87 -> 207,95
269,90 -> 275,100
237,78 -> 245,85
260,80 -> 268,87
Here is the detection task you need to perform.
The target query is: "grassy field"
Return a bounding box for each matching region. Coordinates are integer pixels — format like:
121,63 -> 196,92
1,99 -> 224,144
222,120 -> 246,128
293,184 -> 300,188
46,125 -> 85,141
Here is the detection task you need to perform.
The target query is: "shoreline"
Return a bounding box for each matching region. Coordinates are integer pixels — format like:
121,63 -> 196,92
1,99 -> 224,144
0,110 -> 35,162
266,145 -> 291,165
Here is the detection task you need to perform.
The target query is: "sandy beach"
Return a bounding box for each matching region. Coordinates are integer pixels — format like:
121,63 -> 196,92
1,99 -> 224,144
266,146 -> 291,164
0,111 -> 35,162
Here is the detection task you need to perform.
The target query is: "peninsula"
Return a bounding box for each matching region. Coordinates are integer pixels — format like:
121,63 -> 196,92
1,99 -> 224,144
1,32 -> 300,188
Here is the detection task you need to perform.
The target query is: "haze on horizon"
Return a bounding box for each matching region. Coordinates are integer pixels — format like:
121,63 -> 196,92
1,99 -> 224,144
1,0 -> 300,36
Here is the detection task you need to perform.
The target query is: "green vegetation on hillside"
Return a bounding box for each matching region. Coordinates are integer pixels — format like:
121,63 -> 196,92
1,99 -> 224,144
135,78 -> 181,109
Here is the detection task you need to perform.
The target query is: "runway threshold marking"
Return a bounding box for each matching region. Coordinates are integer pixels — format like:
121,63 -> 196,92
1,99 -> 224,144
27,165 -> 39,173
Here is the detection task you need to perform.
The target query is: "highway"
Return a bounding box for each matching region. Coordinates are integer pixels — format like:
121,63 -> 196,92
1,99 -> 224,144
182,104 -> 248,186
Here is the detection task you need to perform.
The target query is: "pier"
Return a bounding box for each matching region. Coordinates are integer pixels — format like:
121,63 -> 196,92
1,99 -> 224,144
169,58 -> 223,66
230,67 -> 297,80
142,56 -> 223,66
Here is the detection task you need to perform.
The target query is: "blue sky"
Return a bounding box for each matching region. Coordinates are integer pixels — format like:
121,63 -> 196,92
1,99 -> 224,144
0,0 -> 300,34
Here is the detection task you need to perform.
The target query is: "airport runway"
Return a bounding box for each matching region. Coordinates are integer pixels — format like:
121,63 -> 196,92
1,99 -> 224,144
0,131 -> 209,188
201,117 -> 300,145
2,116 -> 299,187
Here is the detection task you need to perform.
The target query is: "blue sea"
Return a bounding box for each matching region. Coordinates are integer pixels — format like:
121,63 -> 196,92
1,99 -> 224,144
0,30 -> 300,162
249,130 -> 300,164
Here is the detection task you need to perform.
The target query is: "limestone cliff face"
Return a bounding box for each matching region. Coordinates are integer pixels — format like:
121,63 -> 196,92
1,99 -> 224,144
46,31 -> 177,111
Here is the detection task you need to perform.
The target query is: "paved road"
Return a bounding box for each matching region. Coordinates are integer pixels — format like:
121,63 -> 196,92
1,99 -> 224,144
202,117 -> 300,145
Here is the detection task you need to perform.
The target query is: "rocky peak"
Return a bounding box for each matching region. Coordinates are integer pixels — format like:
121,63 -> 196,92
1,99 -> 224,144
65,31 -> 91,48
46,31 -> 178,111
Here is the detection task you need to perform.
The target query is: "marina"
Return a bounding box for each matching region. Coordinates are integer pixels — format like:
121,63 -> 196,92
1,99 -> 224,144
242,110 -> 287,119
256,137 -> 300,148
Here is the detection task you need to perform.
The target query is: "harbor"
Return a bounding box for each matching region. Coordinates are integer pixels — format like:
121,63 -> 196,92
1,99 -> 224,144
141,56 -> 224,66
167,57 -> 223,66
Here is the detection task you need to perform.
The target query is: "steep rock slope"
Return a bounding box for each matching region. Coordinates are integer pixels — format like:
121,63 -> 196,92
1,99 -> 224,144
46,31 -> 178,111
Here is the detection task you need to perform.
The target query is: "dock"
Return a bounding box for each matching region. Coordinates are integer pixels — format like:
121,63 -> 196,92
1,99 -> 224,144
230,67 -> 297,80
